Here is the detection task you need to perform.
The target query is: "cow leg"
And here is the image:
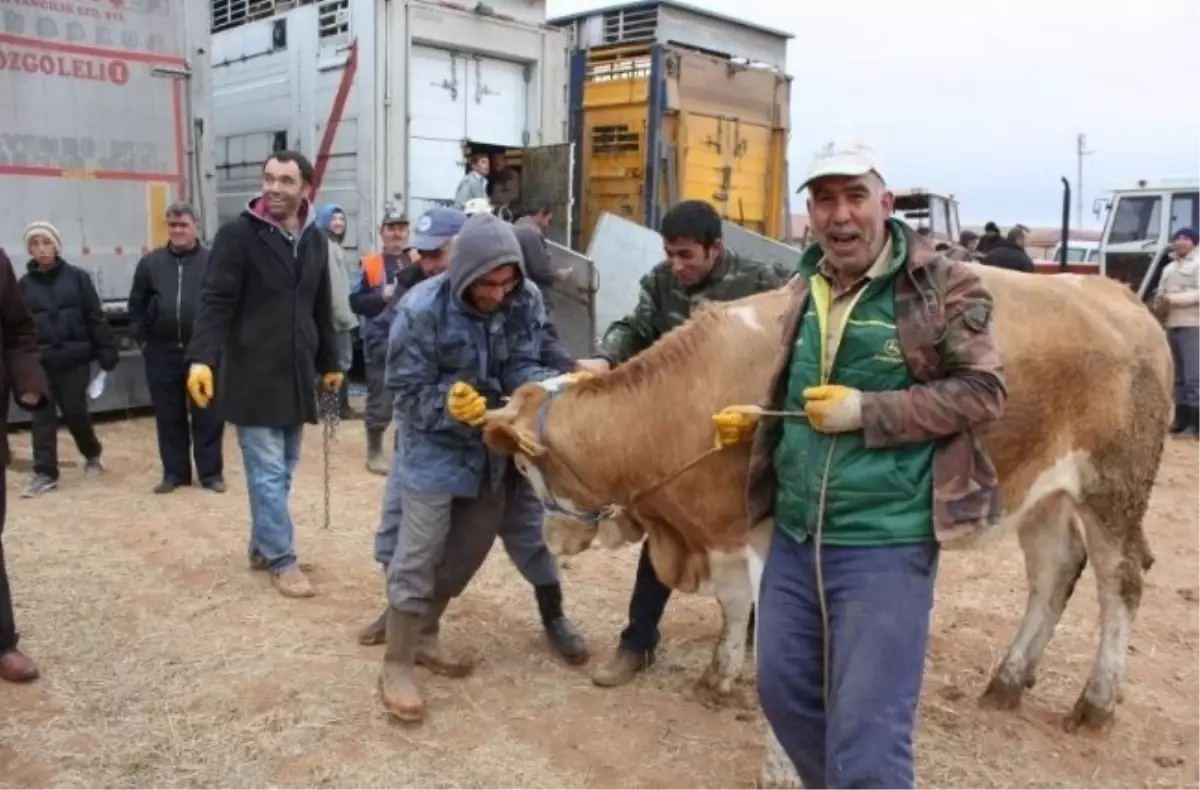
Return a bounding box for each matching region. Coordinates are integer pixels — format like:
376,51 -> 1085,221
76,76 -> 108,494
747,526 -> 803,790
1065,506 -> 1145,733
982,497 -> 1087,710
695,549 -> 753,708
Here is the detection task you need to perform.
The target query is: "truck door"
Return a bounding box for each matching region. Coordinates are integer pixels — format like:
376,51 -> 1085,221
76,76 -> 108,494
519,142 -> 596,358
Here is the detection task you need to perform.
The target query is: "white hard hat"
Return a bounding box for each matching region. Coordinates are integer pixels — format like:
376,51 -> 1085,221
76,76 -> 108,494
462,197 -> 493,217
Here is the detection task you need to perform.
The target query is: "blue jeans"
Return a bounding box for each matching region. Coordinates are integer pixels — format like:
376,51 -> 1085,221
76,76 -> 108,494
757,529 -> 938,789
236,425 -> 304,572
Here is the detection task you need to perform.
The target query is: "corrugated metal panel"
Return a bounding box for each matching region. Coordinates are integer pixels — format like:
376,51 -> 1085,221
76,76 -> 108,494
210,0 -> 348,36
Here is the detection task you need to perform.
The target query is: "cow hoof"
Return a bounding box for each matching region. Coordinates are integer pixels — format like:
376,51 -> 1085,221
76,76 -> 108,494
693,669 -> 749,710
979,676 -> 1024,711
1064,696 -> 1114,733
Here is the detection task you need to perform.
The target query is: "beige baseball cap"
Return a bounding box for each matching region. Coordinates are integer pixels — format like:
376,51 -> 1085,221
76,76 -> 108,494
800,140 -> 886,191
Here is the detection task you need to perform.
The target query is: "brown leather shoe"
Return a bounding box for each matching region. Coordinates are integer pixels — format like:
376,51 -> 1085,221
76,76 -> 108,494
0,648 -> 40,683
271,567 -> 315,598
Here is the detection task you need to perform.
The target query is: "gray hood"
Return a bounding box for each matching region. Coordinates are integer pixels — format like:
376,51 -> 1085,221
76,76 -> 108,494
449,213 -> 525,302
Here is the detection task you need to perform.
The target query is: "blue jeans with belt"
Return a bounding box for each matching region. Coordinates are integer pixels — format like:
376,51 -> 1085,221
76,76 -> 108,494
756,528 -> 938,789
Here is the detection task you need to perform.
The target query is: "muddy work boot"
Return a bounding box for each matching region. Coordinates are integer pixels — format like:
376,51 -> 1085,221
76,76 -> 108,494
379,608 -> 425,722
1169,404 -> 1188,434
416,597 -> 475,678
591,645 -> 654,688
535,584 -> 588,664
358,607 -> 388,646
271,567 -> 315,598
365,428 -> 388,476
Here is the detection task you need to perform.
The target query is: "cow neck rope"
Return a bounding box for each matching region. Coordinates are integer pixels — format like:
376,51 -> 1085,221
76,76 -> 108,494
532,390 -> 807,517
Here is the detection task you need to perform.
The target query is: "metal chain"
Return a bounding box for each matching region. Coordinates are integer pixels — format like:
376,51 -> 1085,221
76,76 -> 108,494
319,387 -> 341,530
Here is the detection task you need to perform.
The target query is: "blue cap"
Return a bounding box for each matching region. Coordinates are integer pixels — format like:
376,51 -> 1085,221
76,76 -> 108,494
409,207 -> 467,251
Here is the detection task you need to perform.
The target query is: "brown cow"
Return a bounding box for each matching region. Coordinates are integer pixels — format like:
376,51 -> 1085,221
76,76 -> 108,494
480,265 -> 1171,787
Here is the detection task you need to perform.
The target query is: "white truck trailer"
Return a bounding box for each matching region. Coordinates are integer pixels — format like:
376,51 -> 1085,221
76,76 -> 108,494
209,0 -> 575,252
2,0 -> 216,423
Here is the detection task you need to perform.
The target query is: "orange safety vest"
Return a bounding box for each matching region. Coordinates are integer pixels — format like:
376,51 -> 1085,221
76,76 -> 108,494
361,252 -> 385,288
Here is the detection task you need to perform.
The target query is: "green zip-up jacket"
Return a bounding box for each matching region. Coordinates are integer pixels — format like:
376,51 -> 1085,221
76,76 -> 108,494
746,221 -> 1008,545
773,228 -> 933,545
599,250 -> 794,365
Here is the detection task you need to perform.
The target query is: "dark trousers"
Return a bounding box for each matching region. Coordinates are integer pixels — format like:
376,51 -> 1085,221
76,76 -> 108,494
1168,326 -> 1200,407
31,364 -> 102,480
364,360 -> 391,432
757,529 -> 938,789
0,469 -> 17,653
618,538 -> 756,654
618,541 -> 674,654
144,344 -> 224,484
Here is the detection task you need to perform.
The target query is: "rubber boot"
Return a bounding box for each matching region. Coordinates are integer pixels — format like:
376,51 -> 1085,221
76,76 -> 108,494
416,597 -> 475,678
536,584 -> 589,665
366,428 -> 388,476
1185,406 -> 1200,438
1170,404 -> 1188,434
338,379 -> 362,420
379,608 -> 425,722
358,607 -> 388,646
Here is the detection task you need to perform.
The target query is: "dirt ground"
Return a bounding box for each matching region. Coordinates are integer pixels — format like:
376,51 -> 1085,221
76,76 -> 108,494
0,414 -> 1196,789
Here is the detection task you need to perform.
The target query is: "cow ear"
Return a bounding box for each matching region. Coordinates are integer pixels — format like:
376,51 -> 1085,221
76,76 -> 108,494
482,422 -> 546,458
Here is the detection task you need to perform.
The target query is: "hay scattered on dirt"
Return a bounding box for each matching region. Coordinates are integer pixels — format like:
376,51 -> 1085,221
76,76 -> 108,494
1,416 -> 1196,788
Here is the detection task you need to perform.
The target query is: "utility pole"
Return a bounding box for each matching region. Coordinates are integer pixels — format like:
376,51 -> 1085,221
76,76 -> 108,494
1076,133 -> 1094,229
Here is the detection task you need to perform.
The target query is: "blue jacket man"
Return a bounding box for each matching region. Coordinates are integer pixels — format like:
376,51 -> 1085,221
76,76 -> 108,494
377,213 -> 584,723
349,209 -> 410,473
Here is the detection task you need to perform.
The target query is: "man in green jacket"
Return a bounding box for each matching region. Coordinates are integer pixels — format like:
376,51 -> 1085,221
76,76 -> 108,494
713,141 -> 1006,788
575,199 -> 793,687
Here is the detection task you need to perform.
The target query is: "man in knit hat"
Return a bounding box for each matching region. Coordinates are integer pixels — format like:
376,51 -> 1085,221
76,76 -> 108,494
377,212 -> 584,723
18,221 -> 119,498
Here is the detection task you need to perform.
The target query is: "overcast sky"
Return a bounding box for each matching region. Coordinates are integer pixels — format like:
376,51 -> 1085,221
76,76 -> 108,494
547,0 -> 1200,229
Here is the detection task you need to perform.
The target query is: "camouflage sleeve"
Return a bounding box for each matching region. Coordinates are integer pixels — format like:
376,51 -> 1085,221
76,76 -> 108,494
598,269 -> 662,364
860,261 -> 1006,447
762,260 -> 796,289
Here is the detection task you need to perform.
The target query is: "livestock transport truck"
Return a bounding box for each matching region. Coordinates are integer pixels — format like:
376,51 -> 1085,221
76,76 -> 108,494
209,0 -> 795,358
1,0 -> 216,425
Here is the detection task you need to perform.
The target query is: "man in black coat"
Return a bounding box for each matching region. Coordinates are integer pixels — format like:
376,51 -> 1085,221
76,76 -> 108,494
17,221 -> 119,498
0,247 -> 50,683
981,224 -> 1036,273
129,201 -> 226,495
184,151 -> 342,599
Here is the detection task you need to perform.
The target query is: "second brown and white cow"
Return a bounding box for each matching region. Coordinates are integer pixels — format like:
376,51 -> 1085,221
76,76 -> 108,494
480,265 -> 1172,787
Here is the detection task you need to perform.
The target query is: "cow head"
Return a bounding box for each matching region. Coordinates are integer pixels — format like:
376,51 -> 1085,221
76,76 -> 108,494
482,373 -> 639,555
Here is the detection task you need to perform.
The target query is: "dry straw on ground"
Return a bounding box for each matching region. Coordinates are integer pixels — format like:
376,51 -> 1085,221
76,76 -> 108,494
1,416 -> 1197,788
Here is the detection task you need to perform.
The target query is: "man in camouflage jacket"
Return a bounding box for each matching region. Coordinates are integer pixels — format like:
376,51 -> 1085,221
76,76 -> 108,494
712,141 -> 1005,788
576,199 -> 794,688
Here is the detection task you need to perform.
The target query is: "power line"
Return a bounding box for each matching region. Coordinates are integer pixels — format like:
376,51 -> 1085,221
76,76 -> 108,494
1076,133 -> 1094,229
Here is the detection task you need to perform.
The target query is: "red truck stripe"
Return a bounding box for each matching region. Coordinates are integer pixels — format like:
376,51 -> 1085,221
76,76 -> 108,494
0,33 -> 186,67
310,39 -> 358,200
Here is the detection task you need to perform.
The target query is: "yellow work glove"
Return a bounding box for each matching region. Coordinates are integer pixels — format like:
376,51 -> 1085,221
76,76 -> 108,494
447,381 -> 487,427
712,405 -> 762,450
802,384 -> 863,434
322,371 -> 344,390
187,364 -> 214,409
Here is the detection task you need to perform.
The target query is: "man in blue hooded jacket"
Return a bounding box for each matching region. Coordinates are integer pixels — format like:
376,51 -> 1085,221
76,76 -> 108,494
377,212 -> 583,723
